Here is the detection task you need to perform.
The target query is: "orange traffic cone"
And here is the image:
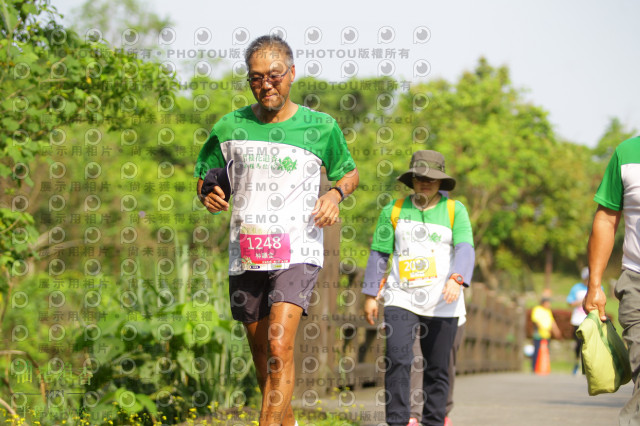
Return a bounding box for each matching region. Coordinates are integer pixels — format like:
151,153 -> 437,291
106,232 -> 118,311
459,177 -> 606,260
535,339 -> 551,375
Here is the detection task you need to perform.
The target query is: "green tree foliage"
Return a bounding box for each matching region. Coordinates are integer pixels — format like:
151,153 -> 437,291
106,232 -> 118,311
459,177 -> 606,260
593,117 -> 636,163
373,59 -> 599,289
0,2 -> 631,421
0,0 -> 176,295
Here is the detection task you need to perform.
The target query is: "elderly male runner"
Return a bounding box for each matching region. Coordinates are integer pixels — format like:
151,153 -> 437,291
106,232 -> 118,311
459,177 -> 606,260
194,35 -> 359,426
583,136 -> 640,425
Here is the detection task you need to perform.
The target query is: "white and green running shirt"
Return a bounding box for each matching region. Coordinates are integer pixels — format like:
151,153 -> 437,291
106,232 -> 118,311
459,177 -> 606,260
594,136 -> 640,273
194,105 -> 356,276
371,195 -> 474,317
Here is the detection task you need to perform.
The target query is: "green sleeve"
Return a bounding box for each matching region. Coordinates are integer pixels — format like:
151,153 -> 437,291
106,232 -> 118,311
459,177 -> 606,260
370,201 -> 395,254
193,129 -> 226,180
452,200 -> 474,246
594,150 -> 623,211
323,121 -> 356,181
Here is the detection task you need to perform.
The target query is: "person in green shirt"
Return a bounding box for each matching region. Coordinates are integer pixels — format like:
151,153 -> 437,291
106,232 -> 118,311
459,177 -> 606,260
583,136 -> 640,423
194,35 -> 359,426
362,150 -> 474,426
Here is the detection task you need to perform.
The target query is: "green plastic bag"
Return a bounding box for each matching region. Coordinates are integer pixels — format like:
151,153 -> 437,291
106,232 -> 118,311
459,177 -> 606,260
576,311 -> 632,395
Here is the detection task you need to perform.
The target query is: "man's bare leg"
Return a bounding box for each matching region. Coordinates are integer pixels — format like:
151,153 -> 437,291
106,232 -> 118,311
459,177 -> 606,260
245,302 -> 301,426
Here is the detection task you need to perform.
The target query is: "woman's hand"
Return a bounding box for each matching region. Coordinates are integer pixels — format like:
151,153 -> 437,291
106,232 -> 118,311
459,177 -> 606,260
364,296 -> 379,325
442,278 -> 461,304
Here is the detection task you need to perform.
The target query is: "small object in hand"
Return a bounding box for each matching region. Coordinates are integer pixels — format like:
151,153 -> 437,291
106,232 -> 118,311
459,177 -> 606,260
201,167 -> 231,202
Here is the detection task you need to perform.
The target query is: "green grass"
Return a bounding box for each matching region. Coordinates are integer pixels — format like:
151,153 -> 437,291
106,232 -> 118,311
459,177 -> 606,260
179,408 -> 361,426
295,410 -> 360,426
550,359 -> 578,374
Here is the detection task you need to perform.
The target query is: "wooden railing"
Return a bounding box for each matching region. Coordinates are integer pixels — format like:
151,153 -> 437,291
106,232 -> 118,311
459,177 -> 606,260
458,283 -> 524,373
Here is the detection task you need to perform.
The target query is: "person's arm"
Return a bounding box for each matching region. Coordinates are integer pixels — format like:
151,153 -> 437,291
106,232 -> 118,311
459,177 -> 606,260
551,317 -> 562,339
363,249 -> 390,325
311,167 -> 359,228
531,308 -> 539,334
583,205 -> 622,321
443,202 -> 475,303
442,243 -> 474,303
194,128 -> 228,213
450,243 -> 475,287
197,178 -> 229,213
566,285 -> 584,307
362,250 -> 390,297
363,203 -> 395,325
569,299 -> 583,308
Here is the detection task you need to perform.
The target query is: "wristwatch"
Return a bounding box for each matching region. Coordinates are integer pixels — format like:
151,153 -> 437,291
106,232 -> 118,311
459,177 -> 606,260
450,273 -> 464,285
330,186 -> 344,202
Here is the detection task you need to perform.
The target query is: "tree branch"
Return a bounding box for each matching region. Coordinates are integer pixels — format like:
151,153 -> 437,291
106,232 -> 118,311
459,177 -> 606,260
0,396 -> 17,417
0,350 -> 47,404
31,239 -> 86,257
0,218 -> 21,235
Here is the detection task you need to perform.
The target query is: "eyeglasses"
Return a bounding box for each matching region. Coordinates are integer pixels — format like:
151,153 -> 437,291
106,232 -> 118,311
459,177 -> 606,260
247,67 -> 291,88
413,175 -> 438,183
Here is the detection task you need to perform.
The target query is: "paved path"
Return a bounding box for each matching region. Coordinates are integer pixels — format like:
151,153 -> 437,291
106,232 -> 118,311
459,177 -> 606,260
292,372 -> 632,425
450,372 -> 630,426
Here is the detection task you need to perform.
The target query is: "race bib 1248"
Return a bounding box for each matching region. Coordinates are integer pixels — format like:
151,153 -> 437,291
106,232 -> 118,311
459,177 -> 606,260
239,233 -> 291,268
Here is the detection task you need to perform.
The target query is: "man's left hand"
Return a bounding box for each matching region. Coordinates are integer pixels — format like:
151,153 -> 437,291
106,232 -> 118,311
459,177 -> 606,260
311,190 -> 341,228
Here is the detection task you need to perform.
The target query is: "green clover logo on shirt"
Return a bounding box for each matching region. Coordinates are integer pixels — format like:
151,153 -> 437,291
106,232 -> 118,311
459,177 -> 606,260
278,157 -> 298,173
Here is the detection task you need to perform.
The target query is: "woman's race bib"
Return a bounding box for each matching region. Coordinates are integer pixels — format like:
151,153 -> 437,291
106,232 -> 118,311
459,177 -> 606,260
398,255 -> 437,286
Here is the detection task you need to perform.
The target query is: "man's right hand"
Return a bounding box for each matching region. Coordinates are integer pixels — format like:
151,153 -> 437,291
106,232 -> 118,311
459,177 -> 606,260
202,185 -> 229,213
364,296 -> 379,326
583,284 -> 607,322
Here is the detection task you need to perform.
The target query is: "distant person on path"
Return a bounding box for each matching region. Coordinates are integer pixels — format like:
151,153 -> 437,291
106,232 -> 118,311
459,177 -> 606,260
362,150 -> 475,426
531,297 -> 561,372
567,267 -> 590,375
583,136 -> 640,424
194,35 -> 359,426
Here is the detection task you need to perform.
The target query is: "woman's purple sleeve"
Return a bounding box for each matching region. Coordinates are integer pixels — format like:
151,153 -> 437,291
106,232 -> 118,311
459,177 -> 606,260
362,250 -> 390,296
452,242 -> 475,286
